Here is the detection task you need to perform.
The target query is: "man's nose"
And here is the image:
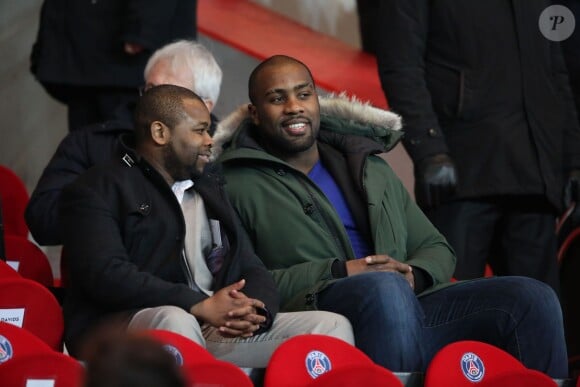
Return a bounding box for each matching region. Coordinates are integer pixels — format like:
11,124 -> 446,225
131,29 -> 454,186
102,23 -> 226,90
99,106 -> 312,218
284,96 -> 304,114
204,130 -> 214,146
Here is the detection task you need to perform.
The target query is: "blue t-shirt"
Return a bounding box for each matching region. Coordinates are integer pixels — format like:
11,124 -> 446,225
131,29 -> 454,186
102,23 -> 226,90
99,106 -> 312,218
308,160 -> 372,258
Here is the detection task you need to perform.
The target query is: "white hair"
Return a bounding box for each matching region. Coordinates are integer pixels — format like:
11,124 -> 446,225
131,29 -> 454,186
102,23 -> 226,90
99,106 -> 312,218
144,40 -> 223,106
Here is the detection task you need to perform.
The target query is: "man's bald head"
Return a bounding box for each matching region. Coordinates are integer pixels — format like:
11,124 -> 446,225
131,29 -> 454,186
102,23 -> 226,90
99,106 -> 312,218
248,55 -> 315,104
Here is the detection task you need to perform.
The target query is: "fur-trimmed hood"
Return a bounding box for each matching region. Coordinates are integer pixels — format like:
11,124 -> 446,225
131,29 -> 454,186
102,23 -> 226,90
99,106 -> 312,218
211,93 -> 403,160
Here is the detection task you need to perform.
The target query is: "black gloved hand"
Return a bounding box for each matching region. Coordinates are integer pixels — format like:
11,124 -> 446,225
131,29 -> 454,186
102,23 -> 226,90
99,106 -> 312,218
564,169 -> 580,209
414,153 -> 458,210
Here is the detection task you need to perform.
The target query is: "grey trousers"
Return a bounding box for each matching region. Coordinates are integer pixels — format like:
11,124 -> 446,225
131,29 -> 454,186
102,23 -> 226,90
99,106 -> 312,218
128,305 -> 354,368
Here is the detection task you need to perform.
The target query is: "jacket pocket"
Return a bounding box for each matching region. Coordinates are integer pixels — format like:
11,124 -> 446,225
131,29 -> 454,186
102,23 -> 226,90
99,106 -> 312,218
122,202 -> 151,259
425,60 -> 466,120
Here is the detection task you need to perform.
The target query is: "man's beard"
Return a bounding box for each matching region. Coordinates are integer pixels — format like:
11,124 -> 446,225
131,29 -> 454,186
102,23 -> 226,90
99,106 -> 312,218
259,129 -> 317,157
162,146 -> 201,181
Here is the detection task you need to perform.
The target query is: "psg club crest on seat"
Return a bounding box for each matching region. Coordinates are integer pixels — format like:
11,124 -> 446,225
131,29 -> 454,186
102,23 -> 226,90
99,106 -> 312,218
306,350 -> 332,379
461,352 -> 485,382
0,335 -> 13,364
163,344 -> 184,366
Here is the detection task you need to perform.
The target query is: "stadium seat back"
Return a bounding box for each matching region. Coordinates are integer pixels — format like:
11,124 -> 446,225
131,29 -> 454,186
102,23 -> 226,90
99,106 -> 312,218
0,321 -> 54,365
139,329 -> 253,387
0,277 -> 63,351
425,340 -> 538,387
184,361 -> 253,387
4,235 -> 54,287
265,334 -> 390,387
0,352 -> 84,387
138,329 -> 215,367
0,259 -> 20,280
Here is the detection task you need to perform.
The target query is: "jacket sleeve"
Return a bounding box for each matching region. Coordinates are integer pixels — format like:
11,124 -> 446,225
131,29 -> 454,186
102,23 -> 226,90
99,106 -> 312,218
197,171 -> 281,320
60,180 -> 205,312
367,156 -> 456,286
25,130 -> 95,246
376,0 -> 449,162
232,196 -> 340,310
270,260 -> 337,311
398,174 -> 456,285
124,0 -> 194,50
227,208 -> 281,320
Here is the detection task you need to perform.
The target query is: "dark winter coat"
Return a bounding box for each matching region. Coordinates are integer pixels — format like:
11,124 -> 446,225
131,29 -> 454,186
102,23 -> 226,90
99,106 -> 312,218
376,0 -> 580,211
31,0 -> 197,92
26,120 -> 132,245
59,137 -> 279,355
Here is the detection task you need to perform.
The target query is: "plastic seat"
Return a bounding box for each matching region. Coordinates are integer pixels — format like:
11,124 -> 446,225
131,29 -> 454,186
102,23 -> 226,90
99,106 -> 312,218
0,352 -> 84,387
0,259 -> 20,280
0,277 -> 63,351
0,321 -> 54,365
305,363 -> 403,387
0,165 -> 29,238
4,235 -> 54,287
139,329 -> 253,386
424,340 -> 552,387
479,368 -> 556,386
183,360 -> 253,387
138,329 -> 216,367
265,334 -> 401,387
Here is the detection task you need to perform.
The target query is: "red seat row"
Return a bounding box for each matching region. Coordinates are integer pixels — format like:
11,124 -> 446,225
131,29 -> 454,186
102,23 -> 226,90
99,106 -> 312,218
0,320 -> 562,387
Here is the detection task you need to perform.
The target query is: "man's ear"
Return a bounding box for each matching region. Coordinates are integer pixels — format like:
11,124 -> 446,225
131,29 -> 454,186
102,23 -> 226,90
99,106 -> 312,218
150,121 -> 170,145
248,103 -> 259,125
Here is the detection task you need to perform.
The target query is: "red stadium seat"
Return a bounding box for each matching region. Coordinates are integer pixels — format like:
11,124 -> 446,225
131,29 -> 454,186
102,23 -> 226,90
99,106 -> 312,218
0,277 -> 63,351
138,329 -> 215,368
305,363 -> 403,387
183,360 -> 253,387
3,235 -> 54,287
479,369 -> 556,386
0,321 -> 54,365
138,329 -> 253,387
265,334 -> 401,387
424,340 -> 553,387
0,352 -> 84,387
0,165 -> 29,238
0,259 -> 20,280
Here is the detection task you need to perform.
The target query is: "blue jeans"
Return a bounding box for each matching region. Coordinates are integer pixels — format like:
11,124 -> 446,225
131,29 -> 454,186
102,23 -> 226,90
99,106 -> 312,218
316,272 -> 568,378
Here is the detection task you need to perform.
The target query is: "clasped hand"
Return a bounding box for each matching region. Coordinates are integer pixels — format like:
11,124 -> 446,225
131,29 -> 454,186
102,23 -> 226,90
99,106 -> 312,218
346,255 -> 414,290
190,279 -> 267,338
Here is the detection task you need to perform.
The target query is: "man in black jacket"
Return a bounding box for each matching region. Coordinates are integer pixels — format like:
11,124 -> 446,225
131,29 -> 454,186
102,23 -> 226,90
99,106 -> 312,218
375,0 -> 580,291
59,85 -> 353,365
31,0 -> 198,131
26,40 -> 222,247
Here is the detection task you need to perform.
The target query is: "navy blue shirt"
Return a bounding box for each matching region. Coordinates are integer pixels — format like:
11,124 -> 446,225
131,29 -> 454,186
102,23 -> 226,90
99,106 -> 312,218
308,160 -> 372,258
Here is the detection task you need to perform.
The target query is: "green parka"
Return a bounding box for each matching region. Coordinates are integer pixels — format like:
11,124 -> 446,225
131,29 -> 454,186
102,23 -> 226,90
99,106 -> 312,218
216,97 -> 456,311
